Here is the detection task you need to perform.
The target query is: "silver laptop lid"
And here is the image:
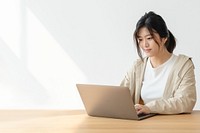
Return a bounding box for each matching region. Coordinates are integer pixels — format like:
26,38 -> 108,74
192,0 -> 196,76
76,84 -> 140,120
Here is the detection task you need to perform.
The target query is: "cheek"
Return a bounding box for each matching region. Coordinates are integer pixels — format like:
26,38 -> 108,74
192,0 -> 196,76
138,42 -> 142,47
139,43 -> 145,49
138,41 -> 142,47
154,45 -> 161,53
150,39 -> 160,47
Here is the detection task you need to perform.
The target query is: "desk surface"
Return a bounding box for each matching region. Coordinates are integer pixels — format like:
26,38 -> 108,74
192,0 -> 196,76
0,110 -> 199,133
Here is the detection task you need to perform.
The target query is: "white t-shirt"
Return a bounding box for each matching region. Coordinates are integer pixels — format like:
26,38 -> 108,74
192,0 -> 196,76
141,54 -> 177,104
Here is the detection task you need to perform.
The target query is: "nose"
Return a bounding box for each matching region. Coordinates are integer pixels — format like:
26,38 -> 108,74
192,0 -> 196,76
144,40 -> 149,47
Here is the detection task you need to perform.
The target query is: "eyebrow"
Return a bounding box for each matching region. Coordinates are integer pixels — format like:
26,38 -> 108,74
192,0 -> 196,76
137,34 -> 152,38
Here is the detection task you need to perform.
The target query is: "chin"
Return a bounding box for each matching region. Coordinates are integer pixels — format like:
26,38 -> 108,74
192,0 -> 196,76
144,53 -> 153,57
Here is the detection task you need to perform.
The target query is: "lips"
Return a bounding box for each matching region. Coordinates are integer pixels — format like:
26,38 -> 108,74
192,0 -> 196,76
143,49 -> 151,53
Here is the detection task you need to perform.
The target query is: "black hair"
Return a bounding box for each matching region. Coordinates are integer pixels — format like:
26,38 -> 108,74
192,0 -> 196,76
134,11 -> 176,60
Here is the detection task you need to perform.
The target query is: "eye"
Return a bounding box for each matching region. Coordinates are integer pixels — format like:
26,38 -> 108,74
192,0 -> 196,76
147,36 -> 153,40
137,38 -> 143,42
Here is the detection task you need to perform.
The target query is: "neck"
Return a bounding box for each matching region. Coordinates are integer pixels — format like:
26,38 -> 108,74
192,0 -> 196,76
150,51 -> 172,68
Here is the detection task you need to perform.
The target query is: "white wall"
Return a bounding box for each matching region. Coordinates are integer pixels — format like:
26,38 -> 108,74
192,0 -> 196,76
0,0 -> 199,109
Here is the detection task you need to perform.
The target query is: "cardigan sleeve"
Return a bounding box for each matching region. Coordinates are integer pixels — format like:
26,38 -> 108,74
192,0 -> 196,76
120,64 -> 135,98
145,59 -> 197,114
120,60 -> 140,103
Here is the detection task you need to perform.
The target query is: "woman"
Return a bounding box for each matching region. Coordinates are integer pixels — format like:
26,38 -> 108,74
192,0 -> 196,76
120,11 -> 196,115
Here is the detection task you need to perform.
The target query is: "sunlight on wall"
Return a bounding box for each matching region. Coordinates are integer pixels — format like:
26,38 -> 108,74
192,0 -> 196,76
0,0 -> 21,58
0,38 -> 50,108
26,8 -> 87,109
0,0 -> 87,109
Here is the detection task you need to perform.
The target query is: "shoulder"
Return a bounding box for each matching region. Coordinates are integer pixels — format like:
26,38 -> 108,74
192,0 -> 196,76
175,54 -> 195,70
177,54 -> 192,60
133,57 -> 148,67
127,57 -> 147,74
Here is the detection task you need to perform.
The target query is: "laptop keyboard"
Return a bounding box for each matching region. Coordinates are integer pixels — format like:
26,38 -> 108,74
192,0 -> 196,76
138,113 -> 148,118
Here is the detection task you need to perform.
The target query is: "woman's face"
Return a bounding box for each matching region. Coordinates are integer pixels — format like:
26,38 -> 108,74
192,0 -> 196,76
137,27 -> 166,57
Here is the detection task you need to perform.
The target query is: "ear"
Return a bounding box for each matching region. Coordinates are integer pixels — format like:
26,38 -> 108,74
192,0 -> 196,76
162,37 -> 168,44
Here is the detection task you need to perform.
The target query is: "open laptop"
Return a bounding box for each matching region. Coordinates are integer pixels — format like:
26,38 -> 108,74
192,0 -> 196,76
76,84 -> 156,120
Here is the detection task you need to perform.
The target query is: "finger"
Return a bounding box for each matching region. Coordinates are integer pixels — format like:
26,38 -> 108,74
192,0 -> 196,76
134,104 -> 140,111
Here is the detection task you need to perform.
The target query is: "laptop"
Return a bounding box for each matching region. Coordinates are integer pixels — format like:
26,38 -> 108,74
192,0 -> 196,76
76,84 -> 156,120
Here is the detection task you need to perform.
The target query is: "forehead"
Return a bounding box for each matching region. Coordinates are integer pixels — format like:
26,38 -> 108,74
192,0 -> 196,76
137,27 -> 151,37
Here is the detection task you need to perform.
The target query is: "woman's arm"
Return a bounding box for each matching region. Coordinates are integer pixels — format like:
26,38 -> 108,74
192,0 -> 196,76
146,61 -> 196,114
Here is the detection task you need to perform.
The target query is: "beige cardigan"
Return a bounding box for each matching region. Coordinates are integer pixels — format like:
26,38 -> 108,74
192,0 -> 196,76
120,54 -> 196,114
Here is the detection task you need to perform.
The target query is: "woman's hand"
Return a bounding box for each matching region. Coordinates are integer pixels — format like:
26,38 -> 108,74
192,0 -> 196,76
134,104 -> 151,115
